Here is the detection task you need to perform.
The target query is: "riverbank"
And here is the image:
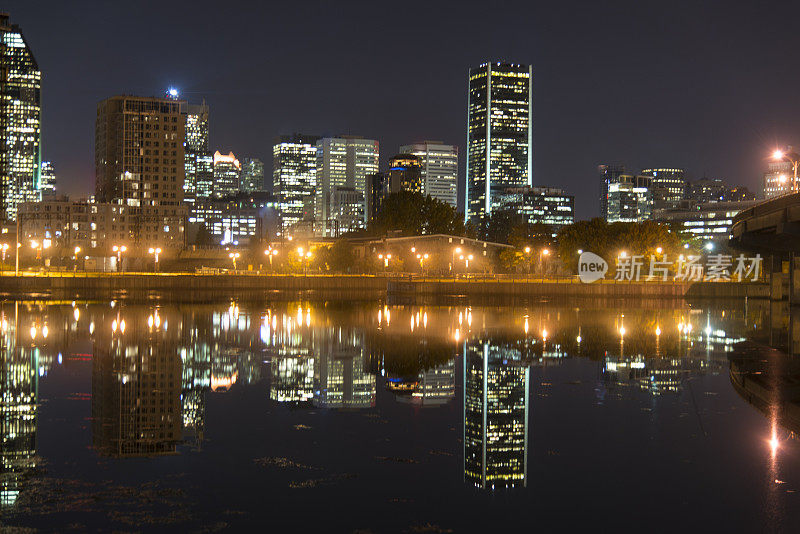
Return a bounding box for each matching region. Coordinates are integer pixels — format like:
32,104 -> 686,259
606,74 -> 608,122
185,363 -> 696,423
0,272 -> 770,302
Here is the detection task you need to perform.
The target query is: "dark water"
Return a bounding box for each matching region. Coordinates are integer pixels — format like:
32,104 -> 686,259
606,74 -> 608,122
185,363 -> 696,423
1,298 -> 799,532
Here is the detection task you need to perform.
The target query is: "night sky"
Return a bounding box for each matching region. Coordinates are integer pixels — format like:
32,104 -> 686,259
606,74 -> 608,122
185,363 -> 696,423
6,0 -> 800,218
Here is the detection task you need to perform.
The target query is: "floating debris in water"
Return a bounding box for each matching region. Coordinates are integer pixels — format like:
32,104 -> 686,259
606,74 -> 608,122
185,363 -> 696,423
253,457 -> 319,470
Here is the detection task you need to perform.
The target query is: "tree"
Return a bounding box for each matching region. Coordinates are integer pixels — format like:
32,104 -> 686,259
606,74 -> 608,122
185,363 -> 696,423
313,240 -> 355,272
371,191 -> 466,237
194,224 -> 214,246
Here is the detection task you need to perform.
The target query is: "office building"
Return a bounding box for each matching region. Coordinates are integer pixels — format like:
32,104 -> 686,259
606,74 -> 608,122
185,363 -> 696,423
653,200 -> 759,241
211,151 -> 241,198
315,136 -> 379,236
641,168 -> 684,210
466,62 -> 533,224
0,14 -> 41,221
327,186 -> 365,236
495,186 -> 574,232
400,141 -> 458,207
188,191 -> 273,245
272,134 -> 319,235
763,160 -> 794,199
602,171 -> 652,223
685,178 -> 756,203
240,157 -> 264,193
182,101 -> 210,203
464,341 -> 529,489
40,161 -> 55,197
386,154 -> 423,195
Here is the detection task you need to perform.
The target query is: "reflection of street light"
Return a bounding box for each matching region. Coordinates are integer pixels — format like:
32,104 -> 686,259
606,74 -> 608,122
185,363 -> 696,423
148,247 -> 162,272
112,245 -> 127,273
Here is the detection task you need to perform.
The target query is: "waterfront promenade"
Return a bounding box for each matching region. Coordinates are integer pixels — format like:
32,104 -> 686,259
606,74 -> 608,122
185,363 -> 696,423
0,271 -> 769,302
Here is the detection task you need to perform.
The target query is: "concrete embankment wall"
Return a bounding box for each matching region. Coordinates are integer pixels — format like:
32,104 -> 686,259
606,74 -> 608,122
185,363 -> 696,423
0,274 -> 769,303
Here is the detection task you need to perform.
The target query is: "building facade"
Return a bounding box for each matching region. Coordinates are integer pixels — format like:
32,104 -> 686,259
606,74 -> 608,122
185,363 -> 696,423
272,134 -> 319,236
466,62 -> 533,224
606,175 -> 652,223
39,161 -> 55,197
211,151 -> 240,198
239,157 -> 264,193
641,168 -> 684,210
652,200 -> 759,241
315,136 -> 379,236
399,141 -> 458,207
386,154 -> 423,195
0,14 -> 41,221
182,101 -> 210,204
495,186 -> 574,232
763,160 -> 794,199
188,192 -> 273,245
464,341 -> 529,489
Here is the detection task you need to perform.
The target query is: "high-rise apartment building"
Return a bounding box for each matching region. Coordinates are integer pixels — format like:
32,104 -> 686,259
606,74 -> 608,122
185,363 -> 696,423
466,62 -> 533,224
599,164 -> 625,219
39,161 -> 55,197
239,157 -> 264,193
94,95 -> 187,247
315,136 -> 379,236
641,168 -> 684,210
606,175 -> 653,222
464,340 -> 529,489
182,101 -> 210,203
272,134 -> 319,235
399,141 -> 458,207
1,14 -> 41,221
211,151 -> 241,198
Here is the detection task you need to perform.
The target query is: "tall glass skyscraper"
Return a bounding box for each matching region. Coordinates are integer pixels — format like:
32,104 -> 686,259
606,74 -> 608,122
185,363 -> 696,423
239,157 -> 264,193
466,62 -> 533,224
211,151 -> 241,198
272,134 -> 320,235
1,13 -> 41,221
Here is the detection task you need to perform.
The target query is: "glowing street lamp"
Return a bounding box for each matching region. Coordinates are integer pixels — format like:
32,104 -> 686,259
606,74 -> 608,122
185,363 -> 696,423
229,251 -> 240,270
264,246 -> 278,269
112,245 -> 127,273
148,247 -> 162,272
73,246 -> 81,272
451,247 -> 462,273
378,253 -> 392,269
0,243 -> 8,263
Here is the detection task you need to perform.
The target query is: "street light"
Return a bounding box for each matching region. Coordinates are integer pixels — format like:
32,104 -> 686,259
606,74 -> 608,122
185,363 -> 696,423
378,253 -> 392,270
451,247 -> 462,273
0,243 -> 8,263
540,248 -> 550,276
112,245 -> 127,273
772,148 -> 800,193
228,251 -> 240,270
73,246 -> 81,272
148,247 -> 162,272
264,246 -> 278,269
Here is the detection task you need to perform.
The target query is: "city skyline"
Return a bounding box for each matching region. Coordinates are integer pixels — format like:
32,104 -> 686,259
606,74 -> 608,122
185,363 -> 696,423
4,1 -> 798,220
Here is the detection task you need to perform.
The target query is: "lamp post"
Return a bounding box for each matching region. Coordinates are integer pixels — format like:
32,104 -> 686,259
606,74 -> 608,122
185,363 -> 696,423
229,251 -> 240,271
459,253 -> 474,271
378,253 -> 392,272
264,246 -> 278,270
416,253 -> 428,274
73,246 -> 81,272
112,245 -> 127,273
451,247 -> 462,274
772,148 -> 800,193
148,247 -> 162,272
540,248 -> 550,276
524,246 -> 531,279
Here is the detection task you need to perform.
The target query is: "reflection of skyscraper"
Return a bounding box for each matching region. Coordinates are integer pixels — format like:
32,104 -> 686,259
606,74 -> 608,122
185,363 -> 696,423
270,352 -> 314,404
180,342 -> 210,445
394,359 -> 455,407
92,315 -> 181,457
314,328 -> 375,409
0,320 -> 37,509
464,341 -> 529,489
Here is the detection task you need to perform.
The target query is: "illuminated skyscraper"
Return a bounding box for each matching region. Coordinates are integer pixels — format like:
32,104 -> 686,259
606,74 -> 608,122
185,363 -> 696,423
466,62 -> 533,224
39,160 -> 55,197
182,101 -> 210,203
764,159 -> 794,199
240,157 -> 264,193
273,134 -> 319,235
212,151 -> 241,198
0,13 -> 41,221
400,141 -> 458,208
464,341 -> 529,489
315,136 -> 379,236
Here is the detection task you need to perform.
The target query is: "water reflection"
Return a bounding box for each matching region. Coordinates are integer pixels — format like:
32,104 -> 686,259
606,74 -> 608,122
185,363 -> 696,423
0,298 -> 798,520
